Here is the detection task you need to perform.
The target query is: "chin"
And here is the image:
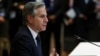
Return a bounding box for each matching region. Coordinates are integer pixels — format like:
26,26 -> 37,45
42,29 -> 46,31
41,28 -> 46,31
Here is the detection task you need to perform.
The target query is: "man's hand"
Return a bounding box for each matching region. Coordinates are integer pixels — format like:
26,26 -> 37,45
79,14 -> 87,20
0,16 -> 5,23
48,15 -> 56,23
64,18 -> 74,26
49,48 -> 59,56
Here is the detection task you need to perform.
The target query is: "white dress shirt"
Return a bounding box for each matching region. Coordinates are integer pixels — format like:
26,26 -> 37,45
27,25 -> 38,46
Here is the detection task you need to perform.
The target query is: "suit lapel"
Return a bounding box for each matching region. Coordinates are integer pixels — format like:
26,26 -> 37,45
24,25 -> 42,56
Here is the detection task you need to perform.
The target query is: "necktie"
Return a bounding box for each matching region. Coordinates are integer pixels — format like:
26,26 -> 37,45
36,36 -> 42,56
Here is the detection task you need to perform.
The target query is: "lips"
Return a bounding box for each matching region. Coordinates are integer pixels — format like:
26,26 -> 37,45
43,25 -> 47,26
43,23 -> 47,26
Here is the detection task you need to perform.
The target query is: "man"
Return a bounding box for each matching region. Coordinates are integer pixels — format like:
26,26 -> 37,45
10,2 -> 58,56
0,0 -> 8,38
74,0 -> 95,40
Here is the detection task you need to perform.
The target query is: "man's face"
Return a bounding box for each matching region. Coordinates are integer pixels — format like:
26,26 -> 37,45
29,6 -> 48,32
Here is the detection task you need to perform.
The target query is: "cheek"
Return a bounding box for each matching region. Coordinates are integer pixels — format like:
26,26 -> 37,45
35,21 -> 42,28
32,18 -> 43,27
31,20 -> 38,28
38,21 -> 44,29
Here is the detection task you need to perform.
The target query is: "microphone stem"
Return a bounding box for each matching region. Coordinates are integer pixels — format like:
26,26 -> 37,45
74,35 -> 100,48
81,38 -> 100,47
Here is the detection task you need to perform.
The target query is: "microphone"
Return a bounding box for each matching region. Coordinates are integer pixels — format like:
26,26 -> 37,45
74,35 -> 100,48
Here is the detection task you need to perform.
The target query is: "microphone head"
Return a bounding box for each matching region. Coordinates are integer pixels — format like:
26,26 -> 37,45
74,35 -> 81,40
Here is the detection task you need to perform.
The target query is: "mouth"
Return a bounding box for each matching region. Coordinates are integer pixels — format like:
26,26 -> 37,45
43,24 -> 47,27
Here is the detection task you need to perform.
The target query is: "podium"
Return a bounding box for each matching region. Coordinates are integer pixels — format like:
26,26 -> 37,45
68,42 -> 100,56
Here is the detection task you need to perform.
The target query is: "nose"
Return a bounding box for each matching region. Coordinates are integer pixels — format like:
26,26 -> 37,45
44,17 -> 48,23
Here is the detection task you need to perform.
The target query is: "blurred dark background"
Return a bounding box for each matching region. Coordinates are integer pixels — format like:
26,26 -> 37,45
0,0 -> 100,56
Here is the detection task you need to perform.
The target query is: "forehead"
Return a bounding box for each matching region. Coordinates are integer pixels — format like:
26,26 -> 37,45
35,6 -> 47,15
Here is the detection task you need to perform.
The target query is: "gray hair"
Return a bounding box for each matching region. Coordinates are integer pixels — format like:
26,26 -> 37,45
23,2 -> 45,23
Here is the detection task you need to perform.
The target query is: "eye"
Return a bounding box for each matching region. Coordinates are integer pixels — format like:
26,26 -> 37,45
40,15 -> 47,18
40,15 -> 44,18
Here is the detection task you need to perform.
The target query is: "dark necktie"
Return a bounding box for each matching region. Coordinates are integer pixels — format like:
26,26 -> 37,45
36,36 -> 42,56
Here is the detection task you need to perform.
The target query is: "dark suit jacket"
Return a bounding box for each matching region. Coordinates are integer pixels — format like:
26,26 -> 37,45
10,25 -> 42,56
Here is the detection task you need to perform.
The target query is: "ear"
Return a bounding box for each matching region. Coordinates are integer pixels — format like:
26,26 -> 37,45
27,15 -> 33,23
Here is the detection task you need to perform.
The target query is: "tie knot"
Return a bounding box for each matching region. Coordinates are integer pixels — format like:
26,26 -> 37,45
36,36 -> 39,40
36,35 -> 40,43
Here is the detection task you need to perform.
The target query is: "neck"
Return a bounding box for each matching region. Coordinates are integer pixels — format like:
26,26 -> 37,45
27,24 -> 39,33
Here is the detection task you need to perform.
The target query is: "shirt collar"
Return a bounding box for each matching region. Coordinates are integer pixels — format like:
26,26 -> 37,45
27,25 -> 38,40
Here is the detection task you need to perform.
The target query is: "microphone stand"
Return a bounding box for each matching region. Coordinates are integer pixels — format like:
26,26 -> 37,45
74,35 -> 100,48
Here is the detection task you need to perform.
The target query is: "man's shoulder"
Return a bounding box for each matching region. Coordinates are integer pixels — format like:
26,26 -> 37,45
13,25 -> 32,41
16,26 -> 29,35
